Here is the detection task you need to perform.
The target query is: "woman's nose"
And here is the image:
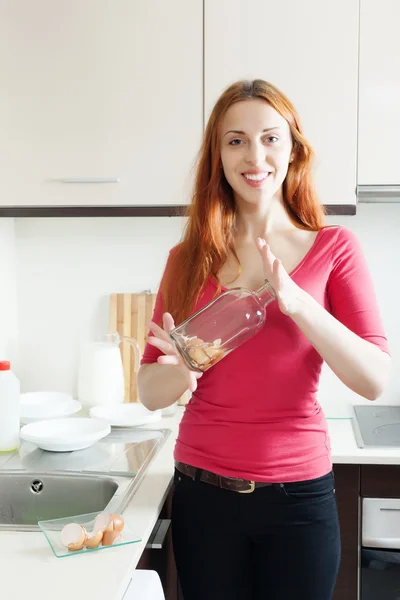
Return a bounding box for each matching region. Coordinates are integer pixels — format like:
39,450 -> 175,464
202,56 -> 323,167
245,141 -> 265,165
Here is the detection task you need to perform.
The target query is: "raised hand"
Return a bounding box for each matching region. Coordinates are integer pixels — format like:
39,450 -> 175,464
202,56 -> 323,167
146,312 -> 203,393
256,237 -> 305,316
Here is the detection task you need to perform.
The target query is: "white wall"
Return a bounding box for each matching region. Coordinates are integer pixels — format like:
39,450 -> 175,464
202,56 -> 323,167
15,217 -> 185,394
0,219 -> 18,366
13,204 -> 399,416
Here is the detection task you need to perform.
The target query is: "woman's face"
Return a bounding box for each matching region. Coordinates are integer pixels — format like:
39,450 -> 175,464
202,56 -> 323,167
220,99 -> 293,206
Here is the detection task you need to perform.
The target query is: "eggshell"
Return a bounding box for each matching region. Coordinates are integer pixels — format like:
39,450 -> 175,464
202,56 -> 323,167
188,338 -> 204,346
92,513 -> 113,534
204,346 -> 224,361
60,523 -> 87,551
188,346 -> 211,365
110,514 -> 125,532
102,530 -> 122,546
85,530 -> 104,549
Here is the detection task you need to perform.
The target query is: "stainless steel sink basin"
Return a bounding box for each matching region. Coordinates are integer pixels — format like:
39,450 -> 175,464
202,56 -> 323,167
0,471 -> 136,532
0,427 -> 171,531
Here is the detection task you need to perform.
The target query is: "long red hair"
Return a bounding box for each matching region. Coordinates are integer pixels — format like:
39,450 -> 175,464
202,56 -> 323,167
162,79 -> 326,325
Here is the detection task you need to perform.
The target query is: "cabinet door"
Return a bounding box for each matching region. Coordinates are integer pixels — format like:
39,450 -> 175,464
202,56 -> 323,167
332,465 -> 360,600
0,1 -> 202,207
204,0 -> 358,207
137,487 -> 178,600
358,0 -> 400,185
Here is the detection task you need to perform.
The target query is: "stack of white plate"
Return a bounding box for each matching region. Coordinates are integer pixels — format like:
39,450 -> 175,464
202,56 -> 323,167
20,418 -> 111,452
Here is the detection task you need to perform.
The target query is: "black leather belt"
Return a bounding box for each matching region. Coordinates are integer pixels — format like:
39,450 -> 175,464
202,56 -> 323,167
175,461 -> 273,494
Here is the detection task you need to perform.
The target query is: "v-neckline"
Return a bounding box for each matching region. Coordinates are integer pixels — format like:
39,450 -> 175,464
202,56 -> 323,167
211,227 -> 328,292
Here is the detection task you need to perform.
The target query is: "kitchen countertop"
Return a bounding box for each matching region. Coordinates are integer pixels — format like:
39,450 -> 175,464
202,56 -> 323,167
2,406 -> 400,600
330,416 -> 400,464
0,410 -> 181,600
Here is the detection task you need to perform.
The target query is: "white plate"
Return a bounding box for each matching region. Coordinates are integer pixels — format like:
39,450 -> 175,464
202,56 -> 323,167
20,392 -> 82,425
89,404 -> 162,427
20,418 -> 111,452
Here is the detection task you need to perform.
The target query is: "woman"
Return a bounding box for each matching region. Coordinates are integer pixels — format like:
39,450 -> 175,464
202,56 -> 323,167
138,80 -> 390,600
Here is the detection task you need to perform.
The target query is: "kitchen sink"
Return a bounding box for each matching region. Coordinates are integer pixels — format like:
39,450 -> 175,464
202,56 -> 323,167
0,427 -> 171,532
0,471 -> 137,532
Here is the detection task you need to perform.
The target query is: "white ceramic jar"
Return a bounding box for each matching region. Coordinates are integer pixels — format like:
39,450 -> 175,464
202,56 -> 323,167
77,342 -> 125,409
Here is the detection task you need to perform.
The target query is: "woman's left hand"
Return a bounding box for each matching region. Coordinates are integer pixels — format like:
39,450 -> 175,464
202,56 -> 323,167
256,237 -> 305,316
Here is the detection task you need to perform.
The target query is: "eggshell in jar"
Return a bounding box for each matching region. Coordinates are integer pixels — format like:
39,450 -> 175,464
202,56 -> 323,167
204,346 -> 224,361
187,338 -> 204,347
188,346 -> 211,365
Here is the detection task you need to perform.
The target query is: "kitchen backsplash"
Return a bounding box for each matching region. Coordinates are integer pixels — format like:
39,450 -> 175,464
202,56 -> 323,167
321,205 -> 398,416
12,216 -> 185,396
0,203 -> 397,417
0,219 -> 18,364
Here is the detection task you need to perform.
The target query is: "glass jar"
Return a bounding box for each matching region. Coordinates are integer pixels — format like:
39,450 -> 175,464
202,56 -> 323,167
169,281 -> 275,372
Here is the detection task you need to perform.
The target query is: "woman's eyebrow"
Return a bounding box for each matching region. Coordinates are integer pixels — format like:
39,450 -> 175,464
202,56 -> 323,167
223,126 -> 281,137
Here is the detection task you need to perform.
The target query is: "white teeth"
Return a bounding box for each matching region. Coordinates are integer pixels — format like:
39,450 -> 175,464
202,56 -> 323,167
243,172 -> 269,181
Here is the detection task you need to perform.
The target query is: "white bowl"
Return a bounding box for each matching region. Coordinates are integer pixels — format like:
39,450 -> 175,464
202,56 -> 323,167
20,391 -> 82,425
89,403 -> 162,427
20,418 -> 111,452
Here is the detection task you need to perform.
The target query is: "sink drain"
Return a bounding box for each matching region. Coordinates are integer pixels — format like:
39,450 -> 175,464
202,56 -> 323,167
30,480 -> 44,494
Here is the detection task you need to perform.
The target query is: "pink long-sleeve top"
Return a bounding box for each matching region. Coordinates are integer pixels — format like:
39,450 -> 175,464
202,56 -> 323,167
141,226 -> 389,482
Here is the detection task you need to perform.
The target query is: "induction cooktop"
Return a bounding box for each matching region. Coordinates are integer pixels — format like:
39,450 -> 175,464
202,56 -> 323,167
352,405 -> 400,448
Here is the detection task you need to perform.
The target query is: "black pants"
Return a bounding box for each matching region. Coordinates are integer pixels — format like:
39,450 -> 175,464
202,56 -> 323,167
172,468 -> 341,600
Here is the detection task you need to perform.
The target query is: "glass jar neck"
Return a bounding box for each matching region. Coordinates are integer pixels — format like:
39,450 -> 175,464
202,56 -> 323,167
255,281 -> 275,307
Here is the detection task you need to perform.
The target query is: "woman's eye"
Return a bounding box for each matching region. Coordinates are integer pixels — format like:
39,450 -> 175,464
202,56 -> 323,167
266,136 -> 279,143
229,138 -> 243,146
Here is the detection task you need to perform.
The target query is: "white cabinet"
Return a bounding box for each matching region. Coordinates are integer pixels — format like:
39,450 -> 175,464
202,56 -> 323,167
204,0 -> 359,207
0,1 -> 202,207
124,570 -> 165,600
358,0 -> 400,186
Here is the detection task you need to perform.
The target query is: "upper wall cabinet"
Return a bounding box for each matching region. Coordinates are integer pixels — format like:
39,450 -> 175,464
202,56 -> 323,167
0,1 -> 202,208
204,0 -> 359,209
358,0 -> 400,190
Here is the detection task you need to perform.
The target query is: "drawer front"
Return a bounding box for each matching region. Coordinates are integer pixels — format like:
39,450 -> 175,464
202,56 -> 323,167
361,465 -> 400,498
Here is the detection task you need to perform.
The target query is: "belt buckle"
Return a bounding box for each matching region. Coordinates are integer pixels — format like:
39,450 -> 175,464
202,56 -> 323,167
239,481 -> 255,494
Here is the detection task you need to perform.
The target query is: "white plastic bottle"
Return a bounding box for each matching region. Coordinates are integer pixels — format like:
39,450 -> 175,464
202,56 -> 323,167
0,361 -> 20,453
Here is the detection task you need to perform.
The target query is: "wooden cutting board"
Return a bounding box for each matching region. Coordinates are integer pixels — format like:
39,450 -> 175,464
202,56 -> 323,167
109,292 -> 189,405
109,292 -> 156,403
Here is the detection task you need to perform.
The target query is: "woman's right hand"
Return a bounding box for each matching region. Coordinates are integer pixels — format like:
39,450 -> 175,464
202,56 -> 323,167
146,312 -> 203,393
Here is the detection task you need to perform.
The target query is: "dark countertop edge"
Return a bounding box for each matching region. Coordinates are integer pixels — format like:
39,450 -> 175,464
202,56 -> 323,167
325,204 -> 356,216
0,205 -> 188,217
0,204 -> 356,217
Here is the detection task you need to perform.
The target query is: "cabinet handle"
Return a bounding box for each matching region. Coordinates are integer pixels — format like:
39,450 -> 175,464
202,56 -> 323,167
357,185 -> 400,202
146,518 -> 171,550
58,178 -> 120,183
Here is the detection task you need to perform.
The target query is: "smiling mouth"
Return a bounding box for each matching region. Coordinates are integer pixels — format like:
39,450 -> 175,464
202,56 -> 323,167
243,172 -> 270,181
